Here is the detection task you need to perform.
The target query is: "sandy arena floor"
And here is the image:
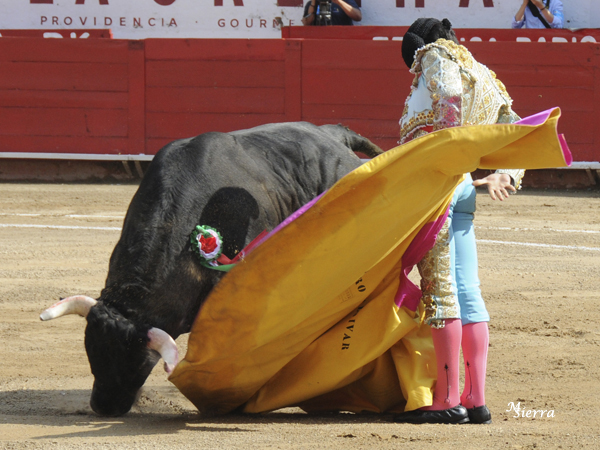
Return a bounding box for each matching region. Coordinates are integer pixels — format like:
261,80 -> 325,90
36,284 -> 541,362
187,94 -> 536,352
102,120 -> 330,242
1,183 -> 599,449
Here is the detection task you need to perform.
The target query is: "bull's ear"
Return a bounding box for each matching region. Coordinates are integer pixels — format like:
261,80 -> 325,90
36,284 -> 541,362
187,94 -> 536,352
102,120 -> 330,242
147,328 -> 179,374
40,295 -> 98,321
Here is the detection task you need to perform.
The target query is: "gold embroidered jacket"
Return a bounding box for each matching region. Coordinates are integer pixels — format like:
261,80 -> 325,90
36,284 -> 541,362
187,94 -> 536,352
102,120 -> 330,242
399,39 -> 525,188
399,40 -> 526,326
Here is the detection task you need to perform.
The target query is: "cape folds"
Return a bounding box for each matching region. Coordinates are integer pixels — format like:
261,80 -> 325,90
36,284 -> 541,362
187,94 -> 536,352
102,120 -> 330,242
170,109 -> 571,415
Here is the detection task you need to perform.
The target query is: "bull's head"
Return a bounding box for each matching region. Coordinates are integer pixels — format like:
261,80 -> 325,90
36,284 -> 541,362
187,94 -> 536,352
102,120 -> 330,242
40,296 -> 179,416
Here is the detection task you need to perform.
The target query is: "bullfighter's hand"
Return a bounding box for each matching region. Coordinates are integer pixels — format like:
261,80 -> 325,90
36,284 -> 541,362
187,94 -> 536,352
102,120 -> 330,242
472,173 -> 516,201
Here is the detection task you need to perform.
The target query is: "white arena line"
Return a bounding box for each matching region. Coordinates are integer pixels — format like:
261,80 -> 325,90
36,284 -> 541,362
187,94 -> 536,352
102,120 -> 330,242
0,224 -> 120,231
477,226 -> 600,234
1,224 -> 599,252
5,216 -> 596,235
478,239 -> 600,252
0,213 -> 123,219
63,214 -> 123,219
1,214 -> 597,234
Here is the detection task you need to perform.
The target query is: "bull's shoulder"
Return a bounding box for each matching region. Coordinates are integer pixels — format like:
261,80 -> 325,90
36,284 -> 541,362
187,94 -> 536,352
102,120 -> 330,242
149,132 -> 244,175
228,121 -> 320,138
155,132 -> 232,157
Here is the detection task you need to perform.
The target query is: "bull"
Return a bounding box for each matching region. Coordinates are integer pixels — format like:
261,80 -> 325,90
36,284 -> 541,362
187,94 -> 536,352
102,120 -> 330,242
40,122 -> 383,416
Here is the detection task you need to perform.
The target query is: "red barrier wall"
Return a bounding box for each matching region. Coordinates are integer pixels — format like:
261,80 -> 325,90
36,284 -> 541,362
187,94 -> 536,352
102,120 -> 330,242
144,39 -> 302,152
0,29 -> 112,38
283,26 -> 600,43
0,39 -> 133,155
1,31 -> 599,162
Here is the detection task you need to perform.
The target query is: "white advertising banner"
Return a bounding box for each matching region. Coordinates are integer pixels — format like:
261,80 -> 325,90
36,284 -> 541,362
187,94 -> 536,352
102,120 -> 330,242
1,0 -> 597,40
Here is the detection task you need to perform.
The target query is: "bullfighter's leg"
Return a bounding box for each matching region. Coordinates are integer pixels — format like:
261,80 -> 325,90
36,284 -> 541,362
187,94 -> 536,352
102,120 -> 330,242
394,177 -> 476,424
425,318 -> 463,410
419,216 -> 462,412
451,180 -> 492,424
395,216 -> 467,424
461,322 -> 490,421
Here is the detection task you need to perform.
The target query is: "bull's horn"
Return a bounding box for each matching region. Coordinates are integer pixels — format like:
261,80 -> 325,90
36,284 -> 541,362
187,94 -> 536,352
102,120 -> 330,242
147,327 -> 179,375
40,295 -> 98,321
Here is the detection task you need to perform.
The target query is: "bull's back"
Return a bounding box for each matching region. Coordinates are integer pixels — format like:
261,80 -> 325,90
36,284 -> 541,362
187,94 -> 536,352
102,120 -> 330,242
103,122 -> 368,332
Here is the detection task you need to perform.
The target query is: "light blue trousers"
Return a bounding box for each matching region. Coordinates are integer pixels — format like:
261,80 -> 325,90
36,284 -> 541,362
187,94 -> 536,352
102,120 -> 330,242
448,174 -> 490,325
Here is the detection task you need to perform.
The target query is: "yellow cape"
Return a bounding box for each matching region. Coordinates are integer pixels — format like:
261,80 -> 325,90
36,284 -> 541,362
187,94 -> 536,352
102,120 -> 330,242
170,109 -> 570,414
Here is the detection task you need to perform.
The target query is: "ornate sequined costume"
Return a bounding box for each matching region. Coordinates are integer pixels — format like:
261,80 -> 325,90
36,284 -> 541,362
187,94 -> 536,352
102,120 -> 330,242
399,39 -> 525,327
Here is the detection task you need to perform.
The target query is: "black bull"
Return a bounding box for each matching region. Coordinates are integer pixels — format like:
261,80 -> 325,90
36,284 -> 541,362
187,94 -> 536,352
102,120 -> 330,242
40,122 -> 383,416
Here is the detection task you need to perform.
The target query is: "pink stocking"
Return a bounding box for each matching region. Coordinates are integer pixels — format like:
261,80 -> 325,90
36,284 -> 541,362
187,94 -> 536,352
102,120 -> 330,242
460,321 -> 489,409
423,318 -> 462,410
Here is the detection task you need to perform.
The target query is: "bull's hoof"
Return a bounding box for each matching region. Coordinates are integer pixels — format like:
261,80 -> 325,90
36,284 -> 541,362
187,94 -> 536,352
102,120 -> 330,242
393,405 -> 469,424
466,405 -> 492,424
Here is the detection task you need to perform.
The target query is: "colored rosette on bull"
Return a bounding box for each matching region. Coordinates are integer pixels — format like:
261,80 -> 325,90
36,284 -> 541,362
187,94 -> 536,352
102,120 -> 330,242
190,225 -> 223,266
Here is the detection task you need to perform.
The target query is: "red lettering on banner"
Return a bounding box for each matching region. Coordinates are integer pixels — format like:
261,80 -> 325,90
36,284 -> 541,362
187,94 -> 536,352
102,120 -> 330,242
260,19 -> 267,27
396,0 -> 425,6
75,0 -> 109,4
459,0 -> 494,6
277,0 -> 353,7
214,0 -> 244,5
154,0 -> 176,5
105,17 -> 112,25
134,18 -> 142,27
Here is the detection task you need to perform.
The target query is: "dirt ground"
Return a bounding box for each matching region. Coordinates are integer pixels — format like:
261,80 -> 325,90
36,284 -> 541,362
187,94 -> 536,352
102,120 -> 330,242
1,182 -> 599,450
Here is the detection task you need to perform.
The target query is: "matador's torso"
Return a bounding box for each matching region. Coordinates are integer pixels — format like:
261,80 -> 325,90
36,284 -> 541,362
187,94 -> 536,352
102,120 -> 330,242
399,39 -> 520,144
399,38 -> 524,188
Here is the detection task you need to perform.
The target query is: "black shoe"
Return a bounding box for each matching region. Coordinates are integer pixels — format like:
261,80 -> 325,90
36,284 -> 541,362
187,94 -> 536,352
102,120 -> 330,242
466,405 -> 492,424
393,405 -> 469,424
